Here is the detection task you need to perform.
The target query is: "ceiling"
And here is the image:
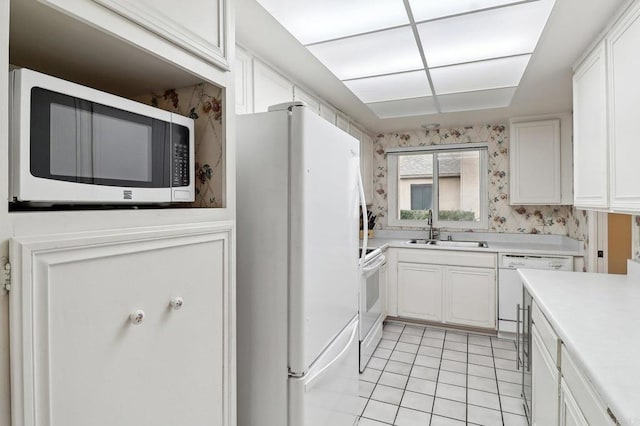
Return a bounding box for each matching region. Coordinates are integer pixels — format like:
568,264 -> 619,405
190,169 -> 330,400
237,0 -> 626,133
255,0 -> 555,119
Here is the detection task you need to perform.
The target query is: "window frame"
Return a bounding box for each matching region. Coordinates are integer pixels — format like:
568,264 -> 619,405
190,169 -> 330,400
387,143 -> 489,229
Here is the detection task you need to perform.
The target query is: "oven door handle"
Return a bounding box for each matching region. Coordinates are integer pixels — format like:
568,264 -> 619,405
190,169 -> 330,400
516,303 -> 521,370
363,255 -> 386,274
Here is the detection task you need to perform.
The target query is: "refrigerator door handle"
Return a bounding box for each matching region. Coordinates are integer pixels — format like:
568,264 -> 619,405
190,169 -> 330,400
358,168 -> 368,266
304,324 -> 358,392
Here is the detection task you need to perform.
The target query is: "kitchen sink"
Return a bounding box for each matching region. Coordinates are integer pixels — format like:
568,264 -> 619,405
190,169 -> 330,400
406,239 -> 488,248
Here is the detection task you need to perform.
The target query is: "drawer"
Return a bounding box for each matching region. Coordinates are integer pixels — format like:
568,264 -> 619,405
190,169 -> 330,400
531,301 -> 560,366
397,249 -> 496,268
561,346 -> 617,426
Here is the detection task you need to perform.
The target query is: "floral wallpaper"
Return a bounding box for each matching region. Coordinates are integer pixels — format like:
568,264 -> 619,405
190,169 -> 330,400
372,125 -> 587,238
137,83 -> 224,208
633,215 -> 640,261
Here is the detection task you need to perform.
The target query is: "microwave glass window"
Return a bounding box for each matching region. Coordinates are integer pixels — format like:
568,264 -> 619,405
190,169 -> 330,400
30,87 -> 171,188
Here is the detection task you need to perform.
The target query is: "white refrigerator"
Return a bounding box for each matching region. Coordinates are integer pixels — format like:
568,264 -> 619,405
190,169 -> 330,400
237,103 -> 362,426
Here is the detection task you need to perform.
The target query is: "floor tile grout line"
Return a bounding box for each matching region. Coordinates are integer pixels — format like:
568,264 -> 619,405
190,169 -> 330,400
466,331 -> 469,425
490,337 -> 507,426
359,323 -> 405,423
390,325 -> 427,425
427,329 -> 447,426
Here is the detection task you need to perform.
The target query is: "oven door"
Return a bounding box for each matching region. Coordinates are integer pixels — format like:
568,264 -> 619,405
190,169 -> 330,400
359,254 -> 385,341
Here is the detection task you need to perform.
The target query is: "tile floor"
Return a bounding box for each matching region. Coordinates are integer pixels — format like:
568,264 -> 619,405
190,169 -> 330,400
357,321 -> 527,426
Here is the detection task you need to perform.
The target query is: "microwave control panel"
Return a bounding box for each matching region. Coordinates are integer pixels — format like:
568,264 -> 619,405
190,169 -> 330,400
172,125 -> 190,187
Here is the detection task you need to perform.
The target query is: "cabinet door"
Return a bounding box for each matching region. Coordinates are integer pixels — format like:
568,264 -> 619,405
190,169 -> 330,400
293,87 -> 320,114
532,325 -> 559,426
608,2 -> 640,212
510,120 -> 561,205
444,266 -> 496,329
253,60 -> 294,113
9,224 -> 232,426
44,0 -> 228,69
560,380 -> 588,426
397,262 -> 443,321
336,114 -> 350,132
573,42 -> 609,209
319,103 -> 337,125
235,46 -> 253,115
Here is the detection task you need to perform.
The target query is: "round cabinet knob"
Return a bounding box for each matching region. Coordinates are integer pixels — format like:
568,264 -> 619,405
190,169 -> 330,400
129,309 -> 145,325
170,297 -> 184,310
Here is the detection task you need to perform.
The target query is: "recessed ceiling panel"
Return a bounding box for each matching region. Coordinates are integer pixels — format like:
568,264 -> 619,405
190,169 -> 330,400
344,71 -> 431,103
367,96 -> 438,118
308,27 -> 424,80
417,0 -> 555,67
439,87 -> 517,113
256,0 -> 409,45
409,0 -> 522,22
431,55 -> 530,95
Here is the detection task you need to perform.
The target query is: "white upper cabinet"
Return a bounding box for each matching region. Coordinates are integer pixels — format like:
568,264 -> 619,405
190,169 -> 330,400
293,86 -> 320,114
509,118 -> 565,205
319,103 -> 337,125
235,46 -> 254,115
361,133 -> 374,205
41,0 -> 229,72
336,114 -> 350,132
253,59 -> 294,113
608,1 -> 640,212
573,42 -> 608,210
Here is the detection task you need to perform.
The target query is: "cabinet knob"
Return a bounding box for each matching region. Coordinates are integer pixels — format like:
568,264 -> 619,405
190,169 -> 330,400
170,297 -> 184,310
129,309 -> 145,325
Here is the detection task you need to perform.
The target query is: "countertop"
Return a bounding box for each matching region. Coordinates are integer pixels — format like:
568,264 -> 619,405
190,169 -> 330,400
519,268 -> 640,425
363,234 -> 583,256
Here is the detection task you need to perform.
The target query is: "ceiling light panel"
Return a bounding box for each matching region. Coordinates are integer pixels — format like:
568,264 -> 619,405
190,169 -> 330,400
431,55 -> 531,95
409,0 -> 523,21
438,87 -> 517,113
344,71 -> 431,103
367,96 -> 438,118
307,27 -> 424,80
417,0 -> 555,67
256,0 -> 409,45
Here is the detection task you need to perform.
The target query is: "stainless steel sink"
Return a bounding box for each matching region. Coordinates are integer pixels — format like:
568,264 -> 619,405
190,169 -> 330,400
406,239 -> 488,248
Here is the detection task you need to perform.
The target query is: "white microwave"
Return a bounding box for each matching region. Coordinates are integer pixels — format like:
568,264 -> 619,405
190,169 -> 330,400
9,68 -> 195,205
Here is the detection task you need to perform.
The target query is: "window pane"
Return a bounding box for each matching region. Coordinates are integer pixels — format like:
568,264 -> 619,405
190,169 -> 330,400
397,153 -> 433,220
437,151 -> 481,222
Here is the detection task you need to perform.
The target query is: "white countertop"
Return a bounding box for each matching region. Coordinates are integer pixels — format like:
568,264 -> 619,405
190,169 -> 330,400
363,235 -> 583,256
519,268 -> 640,425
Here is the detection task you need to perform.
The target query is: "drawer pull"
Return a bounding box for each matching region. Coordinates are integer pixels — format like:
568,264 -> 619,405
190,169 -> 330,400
129,309 -> 145,325
170,297 -> 184,310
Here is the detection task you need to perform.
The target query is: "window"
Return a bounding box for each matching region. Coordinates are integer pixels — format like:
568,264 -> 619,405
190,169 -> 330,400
387,143 -> 488,229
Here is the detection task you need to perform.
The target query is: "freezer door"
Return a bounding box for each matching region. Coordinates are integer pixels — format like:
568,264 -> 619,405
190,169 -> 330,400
288,105 -> 360,374
289,317 -> 359,426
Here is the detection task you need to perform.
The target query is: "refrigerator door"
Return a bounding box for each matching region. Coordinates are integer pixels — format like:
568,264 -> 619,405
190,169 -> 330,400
289,317 -> 359,426
288,105 -> 360,374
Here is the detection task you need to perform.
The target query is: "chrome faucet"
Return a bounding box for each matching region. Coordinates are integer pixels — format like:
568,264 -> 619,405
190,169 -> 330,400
426,209 -> 437,240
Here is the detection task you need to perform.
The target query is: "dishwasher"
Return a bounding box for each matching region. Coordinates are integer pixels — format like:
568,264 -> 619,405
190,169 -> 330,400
498,253 -> 573,335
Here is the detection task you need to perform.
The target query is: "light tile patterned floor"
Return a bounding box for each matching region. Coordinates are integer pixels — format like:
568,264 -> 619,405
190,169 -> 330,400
357,321 -> 528,426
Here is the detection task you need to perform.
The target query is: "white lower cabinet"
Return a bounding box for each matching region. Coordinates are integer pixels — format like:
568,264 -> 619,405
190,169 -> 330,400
445,266 -> 496,328
394,250 -> 496,329
397,262 -> 443,322
380,261 -> 388,317
9,223 -> 233,426
531,325 -> 559,426
560,379 -> 588,426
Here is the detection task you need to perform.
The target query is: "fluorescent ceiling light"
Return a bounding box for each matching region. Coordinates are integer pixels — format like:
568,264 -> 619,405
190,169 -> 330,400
417,0 -> 555,67
344,71 -> 431,103
430,55 -> 531,95
308,27 -> 423,80
409,0 -> 523,22
438,87 -> 517,113
255,0 -> 409,45
367,96 -> 438,118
